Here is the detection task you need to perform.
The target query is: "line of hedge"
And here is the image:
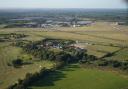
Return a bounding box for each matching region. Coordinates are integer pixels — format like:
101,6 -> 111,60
7,62 -> 64,89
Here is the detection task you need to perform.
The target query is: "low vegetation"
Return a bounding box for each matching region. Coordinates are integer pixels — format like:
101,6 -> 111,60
0,22 -> 128,89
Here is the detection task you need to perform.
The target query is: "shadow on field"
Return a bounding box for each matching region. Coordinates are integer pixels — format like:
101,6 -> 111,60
31,64 -> 79,87
32,70 -> 66,87
60,64 -> 80,71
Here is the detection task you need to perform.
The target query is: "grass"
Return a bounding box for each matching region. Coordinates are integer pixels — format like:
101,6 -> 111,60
87,50 -> 106,58
0,43 -> 54,89
105,48 -> 128,61
87,45 -> 120,52
31,64 -> 128,89
86,44 -> 120,58
0,22 -> 128,46
0,43 -> 23,71
32,31 -> 127,46
0,22 -> 128,88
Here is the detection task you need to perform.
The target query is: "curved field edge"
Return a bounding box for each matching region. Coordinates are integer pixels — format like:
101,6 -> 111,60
0,44 -> 54,89
30,64 -> 128,89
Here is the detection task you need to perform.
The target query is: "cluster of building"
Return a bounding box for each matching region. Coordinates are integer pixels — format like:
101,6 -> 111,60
9,17 -> 93,28
37,39 -> 87,52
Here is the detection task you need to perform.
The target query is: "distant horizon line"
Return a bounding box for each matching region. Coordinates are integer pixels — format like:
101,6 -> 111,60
0,7 -> 127,10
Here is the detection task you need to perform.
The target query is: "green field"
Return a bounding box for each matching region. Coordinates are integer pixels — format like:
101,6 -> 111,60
0,22 -> 128,88
31,64 -> 128,89
0,42 -> 54,89
105,48 -> 128,61
86,44 -> 120,58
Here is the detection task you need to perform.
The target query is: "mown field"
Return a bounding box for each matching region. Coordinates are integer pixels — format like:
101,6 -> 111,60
0,42 -> 54,89
30,64 -> 128,89
0,22 -> 128,88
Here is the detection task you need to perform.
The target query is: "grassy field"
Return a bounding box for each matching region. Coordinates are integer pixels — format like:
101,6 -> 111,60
105,48 -> 128,61
0,22 -> 128,88
30,64 -> 128,89
86,44 -> 120,58
0,22 -> 127,59
0,42 -> 54,89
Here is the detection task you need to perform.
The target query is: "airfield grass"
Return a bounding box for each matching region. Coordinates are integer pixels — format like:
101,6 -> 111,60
32,31 -> 128,46
31,64 -> 128,89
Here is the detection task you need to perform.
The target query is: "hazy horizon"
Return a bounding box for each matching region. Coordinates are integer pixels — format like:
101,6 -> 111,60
0,0 -> 127,9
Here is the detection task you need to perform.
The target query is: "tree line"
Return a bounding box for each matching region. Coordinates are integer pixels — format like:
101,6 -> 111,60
98,59 -> 128,71
7,62 -> 63,89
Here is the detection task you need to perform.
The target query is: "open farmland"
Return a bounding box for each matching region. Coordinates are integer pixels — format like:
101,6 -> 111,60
30,64 -> 128,89
0,42 -> 54,89
0,22 -> 128,89
0,22 -> 128,58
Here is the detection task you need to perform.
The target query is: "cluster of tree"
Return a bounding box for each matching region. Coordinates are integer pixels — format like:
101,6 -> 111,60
8,57 -> 33,68
0,33 -> 27,40
14,39 -> 97,65
11,58 -> 23,68
13,41 -> 28,48
98,59 -> 128,70
43,38 -> 75,47
8,33 -> 27,39
22,41 -> 97,64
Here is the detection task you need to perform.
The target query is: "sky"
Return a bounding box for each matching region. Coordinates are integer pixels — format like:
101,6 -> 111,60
0,0 -> 127,9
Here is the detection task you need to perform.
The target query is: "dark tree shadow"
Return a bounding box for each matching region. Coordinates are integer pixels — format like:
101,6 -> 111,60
60,64 -> 80,71
30,64 -> 80,88
31,70 -> 66,87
